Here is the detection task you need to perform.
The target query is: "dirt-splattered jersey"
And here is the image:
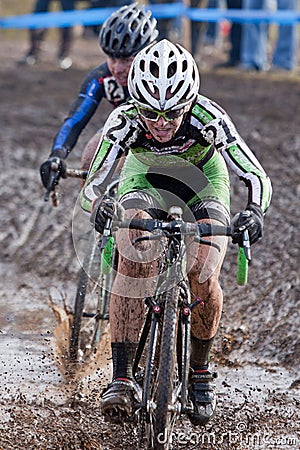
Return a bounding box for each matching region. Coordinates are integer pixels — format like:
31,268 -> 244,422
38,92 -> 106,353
81,95 -> 272,214
51,62 -> 129,159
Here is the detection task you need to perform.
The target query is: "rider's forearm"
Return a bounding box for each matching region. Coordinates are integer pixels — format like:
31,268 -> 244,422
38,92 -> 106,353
80,140 -> 123,213
222,144 -> 272,213
51,95 -> 99,159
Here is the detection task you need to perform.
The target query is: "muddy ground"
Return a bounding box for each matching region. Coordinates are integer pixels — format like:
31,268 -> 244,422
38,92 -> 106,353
0,34 -> 300,449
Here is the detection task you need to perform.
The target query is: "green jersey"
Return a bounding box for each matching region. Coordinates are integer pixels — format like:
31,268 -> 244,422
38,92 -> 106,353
81,94 -> 272,215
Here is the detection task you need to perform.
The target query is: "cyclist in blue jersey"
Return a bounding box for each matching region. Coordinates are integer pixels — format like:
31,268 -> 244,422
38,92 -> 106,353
81,39 -> 272,426
39,3 -> 158,188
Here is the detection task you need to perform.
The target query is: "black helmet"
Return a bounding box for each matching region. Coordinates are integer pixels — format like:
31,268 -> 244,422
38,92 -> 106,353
99,2 -> 159,58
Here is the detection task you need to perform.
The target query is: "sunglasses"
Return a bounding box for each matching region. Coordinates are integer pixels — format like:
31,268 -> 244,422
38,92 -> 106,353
137,106 -> 185,122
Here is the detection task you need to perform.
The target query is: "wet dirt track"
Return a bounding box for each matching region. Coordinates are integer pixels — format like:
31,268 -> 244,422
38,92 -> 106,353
0,36 -> 300,449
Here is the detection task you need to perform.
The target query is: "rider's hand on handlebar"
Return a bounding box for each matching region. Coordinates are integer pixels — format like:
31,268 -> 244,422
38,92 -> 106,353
90,195 -> 115,234
40,156 -> 67,188
232,202 -> 264,246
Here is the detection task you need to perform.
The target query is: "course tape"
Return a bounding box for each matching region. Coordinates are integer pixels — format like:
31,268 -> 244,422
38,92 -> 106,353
1,6 -> 299,29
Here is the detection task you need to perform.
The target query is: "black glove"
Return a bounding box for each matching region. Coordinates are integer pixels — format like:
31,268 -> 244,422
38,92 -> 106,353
90,195 -> 115,234
40,156 -> 67,189
232,203 -> 264,246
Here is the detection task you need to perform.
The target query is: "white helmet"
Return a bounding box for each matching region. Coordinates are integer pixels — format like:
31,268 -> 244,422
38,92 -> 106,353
128,39 -> 200,111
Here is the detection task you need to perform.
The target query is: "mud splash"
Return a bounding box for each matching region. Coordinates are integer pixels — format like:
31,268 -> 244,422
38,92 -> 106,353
50,301 -> 112,384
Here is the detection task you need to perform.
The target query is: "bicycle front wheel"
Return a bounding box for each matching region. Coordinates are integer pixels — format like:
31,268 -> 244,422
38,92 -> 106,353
154,285 -> 180,449
69,231 -> 112,365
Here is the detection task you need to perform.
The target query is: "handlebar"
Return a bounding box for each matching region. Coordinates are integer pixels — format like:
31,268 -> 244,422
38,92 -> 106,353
114,217 -> 231,250
112,213 -> 250,286
65,168 -> 88,179
114,217 -> 231,238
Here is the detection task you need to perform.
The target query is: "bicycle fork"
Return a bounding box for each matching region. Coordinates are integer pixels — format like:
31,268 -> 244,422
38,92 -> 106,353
133,289 -> 195,416
133,297 -> 161,411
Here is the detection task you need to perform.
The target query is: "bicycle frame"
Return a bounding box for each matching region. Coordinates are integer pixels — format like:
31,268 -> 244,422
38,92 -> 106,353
133,212 -> 191,395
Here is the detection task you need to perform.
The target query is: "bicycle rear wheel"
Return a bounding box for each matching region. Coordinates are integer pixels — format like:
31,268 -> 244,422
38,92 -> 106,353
69,231 -> 112,364
153,285 -> 180,449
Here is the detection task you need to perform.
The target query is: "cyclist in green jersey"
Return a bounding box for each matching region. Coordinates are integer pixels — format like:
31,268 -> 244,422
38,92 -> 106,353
81,39 -> 272,426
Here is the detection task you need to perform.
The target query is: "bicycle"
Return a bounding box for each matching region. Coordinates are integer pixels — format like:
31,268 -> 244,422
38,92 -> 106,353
105,203 -> 250,449
43,161 -> 119,366
69,178 -> 119,365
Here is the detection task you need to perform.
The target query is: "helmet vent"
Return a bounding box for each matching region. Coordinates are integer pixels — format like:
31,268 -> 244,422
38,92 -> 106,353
122,35 -> 130,50
167,61 -> 177,78
112,38 -> 119,51
143,80 -> 159,99
116,23 -> 125,34
142,23 -> 149,34
139,60 -> 145,72
136,85 -> 147,104
182,88 -> 190,103
131,19 -> 138,32
170,80 -> 184,98
110,17 -> 118,26
150,61 -> 159,78
134,36 -> 142,50
105,30 -> 111,47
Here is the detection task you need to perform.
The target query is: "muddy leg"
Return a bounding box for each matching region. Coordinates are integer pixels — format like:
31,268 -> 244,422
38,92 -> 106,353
110,209 -> 160,343
187,221 -> 228,367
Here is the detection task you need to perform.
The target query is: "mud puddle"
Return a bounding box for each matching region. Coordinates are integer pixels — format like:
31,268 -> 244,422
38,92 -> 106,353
1,273 -> 299,420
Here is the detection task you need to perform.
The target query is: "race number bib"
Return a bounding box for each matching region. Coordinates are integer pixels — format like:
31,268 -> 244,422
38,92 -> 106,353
103,77 -> 126,103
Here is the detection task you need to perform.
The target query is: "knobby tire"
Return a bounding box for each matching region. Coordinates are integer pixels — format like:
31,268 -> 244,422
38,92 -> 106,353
154,285 -> 180,449
69,231 -> 111,364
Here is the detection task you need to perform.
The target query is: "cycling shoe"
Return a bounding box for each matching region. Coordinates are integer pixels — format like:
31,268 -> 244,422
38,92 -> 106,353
100,378 -> 142,420
188,369 -> 217,426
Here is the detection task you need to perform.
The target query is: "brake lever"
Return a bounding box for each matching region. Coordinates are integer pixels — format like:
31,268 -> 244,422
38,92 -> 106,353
242,230 -> 251,262
44,169 -> 59,203
99,217 -> 112,250
132,233 -> 162,245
